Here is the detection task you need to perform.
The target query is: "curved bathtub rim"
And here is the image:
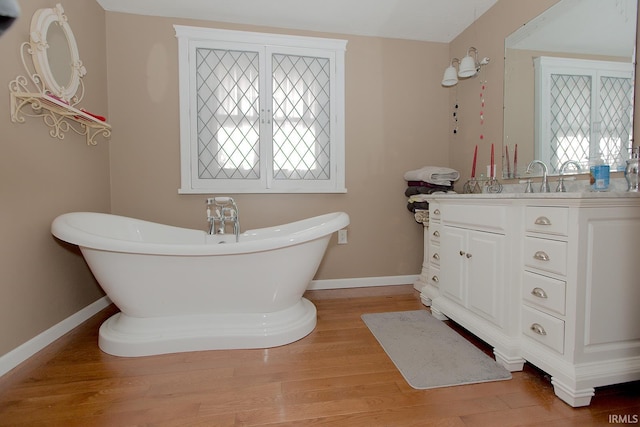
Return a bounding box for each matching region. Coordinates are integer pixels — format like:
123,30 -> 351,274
51,211 -> 350,256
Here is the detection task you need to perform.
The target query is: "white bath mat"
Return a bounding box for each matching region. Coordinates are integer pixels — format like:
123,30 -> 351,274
361,310 -> 511,389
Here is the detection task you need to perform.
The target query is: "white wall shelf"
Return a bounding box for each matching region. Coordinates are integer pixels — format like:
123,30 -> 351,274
10,90 -> 111,146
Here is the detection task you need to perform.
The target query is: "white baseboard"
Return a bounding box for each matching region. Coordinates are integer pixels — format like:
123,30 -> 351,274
308,274 -> 419,290
0,296 -> 112,378
0,275 -> 417,378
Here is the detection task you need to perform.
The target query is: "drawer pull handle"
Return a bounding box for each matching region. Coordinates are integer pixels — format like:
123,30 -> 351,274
534,216 -> 552,226
459,250 -> 466,256
433,230 -> 440,237
466,253 -> 472,259
431,275 -> 439,283
433,209 -> 440,215
533,251 -> 550,261
432,253 -> 440,260
530,323 -> 547,336
531,287 -> 548,299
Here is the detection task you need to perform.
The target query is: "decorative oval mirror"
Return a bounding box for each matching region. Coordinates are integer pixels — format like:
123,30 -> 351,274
29,3 -> 85,102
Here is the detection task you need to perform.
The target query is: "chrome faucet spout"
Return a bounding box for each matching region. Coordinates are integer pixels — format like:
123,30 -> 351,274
206,197 -> 240,241
556,160 -> 582,192
526,160 -> 550,193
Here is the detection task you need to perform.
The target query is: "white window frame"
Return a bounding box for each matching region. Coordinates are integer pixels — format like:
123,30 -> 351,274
534,56 -> 633,173
175,25 -> 347,194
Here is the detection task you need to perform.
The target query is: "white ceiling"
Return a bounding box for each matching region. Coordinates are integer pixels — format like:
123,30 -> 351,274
95,0 -> 499,43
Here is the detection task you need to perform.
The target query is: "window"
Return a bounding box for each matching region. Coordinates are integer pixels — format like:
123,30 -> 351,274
175,26 -> 347,193
534,57 -> 633,173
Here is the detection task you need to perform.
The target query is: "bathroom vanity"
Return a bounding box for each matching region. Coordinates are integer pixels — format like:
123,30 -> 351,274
420,192 -> 640,407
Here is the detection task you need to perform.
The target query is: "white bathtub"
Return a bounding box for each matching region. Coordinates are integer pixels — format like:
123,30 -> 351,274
51,211 -> 349,357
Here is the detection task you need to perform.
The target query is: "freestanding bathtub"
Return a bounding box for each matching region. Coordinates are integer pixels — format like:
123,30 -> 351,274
51,211 -> 349,357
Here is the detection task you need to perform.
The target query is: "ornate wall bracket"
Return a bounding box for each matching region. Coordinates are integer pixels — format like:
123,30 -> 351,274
8,4 -> 110,146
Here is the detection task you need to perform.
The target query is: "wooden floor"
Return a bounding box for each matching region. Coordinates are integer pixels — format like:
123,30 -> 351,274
0,285 -> 638,426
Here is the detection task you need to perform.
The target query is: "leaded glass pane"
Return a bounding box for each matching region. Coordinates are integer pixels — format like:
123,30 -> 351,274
272,54 -> 331,180
599,76 -> 633,170
549,74 -> 591,173
196,48 -> 260,179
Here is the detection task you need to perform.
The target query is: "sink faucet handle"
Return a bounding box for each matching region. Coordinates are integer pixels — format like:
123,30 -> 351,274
524,179 -> 534,193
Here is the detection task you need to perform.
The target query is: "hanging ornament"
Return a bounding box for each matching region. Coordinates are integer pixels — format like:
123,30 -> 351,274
479,80 -> 486,141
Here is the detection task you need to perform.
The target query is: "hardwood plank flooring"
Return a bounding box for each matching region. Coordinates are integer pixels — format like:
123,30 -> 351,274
0,285 -> 638,426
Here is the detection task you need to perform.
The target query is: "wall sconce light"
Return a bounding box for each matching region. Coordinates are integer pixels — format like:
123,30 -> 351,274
441,47 -> 489,87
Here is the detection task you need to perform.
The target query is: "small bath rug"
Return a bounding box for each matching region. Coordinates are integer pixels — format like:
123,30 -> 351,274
361,310 -> 511,389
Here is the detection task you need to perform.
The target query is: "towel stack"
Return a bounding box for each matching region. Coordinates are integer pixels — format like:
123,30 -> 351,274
404,166 -> 459,213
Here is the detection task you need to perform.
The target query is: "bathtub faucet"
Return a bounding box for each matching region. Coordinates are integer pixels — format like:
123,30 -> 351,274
206,197 -> 240,242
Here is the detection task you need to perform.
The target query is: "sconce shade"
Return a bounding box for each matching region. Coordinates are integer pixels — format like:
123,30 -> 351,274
441,65 -> 458,87
458,54 -> 478,78
0,0 -> 20,36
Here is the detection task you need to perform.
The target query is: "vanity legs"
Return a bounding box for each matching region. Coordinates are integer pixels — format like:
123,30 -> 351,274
551,377 -> 595,407
494,349 -> 525,372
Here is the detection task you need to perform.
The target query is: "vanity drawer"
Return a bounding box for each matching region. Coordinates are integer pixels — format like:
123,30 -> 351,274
522,270 -> 566,316
429,245 -> 441,267
429,223 -> 441,244
430,203 -> 441,222
524,237 -> 567,276
442,204 -> 506,233
525,206 -> 569,236
522,305 -> 565,354
428,266 -> 440,288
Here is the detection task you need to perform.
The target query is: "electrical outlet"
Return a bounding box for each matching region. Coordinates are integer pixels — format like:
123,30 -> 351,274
337,229 -> 348,244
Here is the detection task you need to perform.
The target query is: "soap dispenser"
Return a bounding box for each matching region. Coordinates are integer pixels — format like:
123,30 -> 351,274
625,147 -> 640,192
589,154 -> 610,191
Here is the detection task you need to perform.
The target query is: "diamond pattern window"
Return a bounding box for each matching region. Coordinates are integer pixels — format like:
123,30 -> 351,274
535,57 -> 634,174
175,26 -> 347,193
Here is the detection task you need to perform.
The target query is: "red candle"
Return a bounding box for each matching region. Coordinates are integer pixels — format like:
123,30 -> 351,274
490,143 -> 494,178
471,145 -> 478,178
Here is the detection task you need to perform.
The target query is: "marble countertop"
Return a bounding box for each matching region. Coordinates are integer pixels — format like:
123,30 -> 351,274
425,191 -> 640,199
414,178 -> 640,200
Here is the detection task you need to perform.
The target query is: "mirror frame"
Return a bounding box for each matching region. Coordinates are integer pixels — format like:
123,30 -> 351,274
29,3 -> 85,102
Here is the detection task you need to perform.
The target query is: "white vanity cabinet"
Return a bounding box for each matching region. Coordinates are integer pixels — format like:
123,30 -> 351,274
428,199 -> 525,372
519,199 -> 640,407
422,194 -> 640,407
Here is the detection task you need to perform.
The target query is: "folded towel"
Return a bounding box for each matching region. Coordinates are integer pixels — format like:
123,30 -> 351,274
405,185 -> 452,197
404,166 -> 460,186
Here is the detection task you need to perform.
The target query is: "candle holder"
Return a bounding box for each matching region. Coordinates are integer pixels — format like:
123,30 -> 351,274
462,178 -> 483,194
485,177 -> 503,193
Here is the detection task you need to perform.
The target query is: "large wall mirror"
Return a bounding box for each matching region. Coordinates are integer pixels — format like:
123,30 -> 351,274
503,0 -> 637,177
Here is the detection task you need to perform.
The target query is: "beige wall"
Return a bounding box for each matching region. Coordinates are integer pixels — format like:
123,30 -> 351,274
447,0 -> 560,183
104,13 -> 451,280
0,1 -> 109,357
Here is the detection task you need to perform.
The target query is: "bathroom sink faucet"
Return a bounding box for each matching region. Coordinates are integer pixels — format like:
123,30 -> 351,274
526,160 -> 550,193
556,160 -> 581,192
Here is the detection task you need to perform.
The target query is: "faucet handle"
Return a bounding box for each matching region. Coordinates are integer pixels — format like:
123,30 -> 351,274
556,177 -> 566,193
524,179 -> 534,193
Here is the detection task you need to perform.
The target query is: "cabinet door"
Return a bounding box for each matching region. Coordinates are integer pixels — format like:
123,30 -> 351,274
440,226 -> 466,306
467,230 -> 505,327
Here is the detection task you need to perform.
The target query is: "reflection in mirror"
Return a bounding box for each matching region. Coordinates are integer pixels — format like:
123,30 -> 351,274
503,0 -> 637,177
46,22 -> 73,90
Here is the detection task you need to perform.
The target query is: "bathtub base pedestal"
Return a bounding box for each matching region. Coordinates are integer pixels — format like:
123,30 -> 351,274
98,298 -> 317,357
